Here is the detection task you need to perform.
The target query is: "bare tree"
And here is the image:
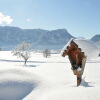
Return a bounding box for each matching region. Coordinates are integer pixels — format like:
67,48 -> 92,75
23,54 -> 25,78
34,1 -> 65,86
43,49 -> 51,58
12,41 -> 31,65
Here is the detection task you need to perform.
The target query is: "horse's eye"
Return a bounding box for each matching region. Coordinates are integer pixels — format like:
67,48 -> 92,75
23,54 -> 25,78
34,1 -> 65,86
65,50 -> 67,52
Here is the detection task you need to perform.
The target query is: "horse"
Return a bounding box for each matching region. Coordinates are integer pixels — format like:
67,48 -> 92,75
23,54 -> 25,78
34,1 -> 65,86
62,40 -> 86,86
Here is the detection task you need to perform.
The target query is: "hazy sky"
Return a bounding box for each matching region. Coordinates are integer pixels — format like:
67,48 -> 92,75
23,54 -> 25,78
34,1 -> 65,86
0,0 -> 100,38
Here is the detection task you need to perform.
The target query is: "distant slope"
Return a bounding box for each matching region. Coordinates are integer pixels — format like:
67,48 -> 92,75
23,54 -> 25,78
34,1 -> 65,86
91,34 -> 100,42
90,34 -> 100,48
0,26 -> 74,50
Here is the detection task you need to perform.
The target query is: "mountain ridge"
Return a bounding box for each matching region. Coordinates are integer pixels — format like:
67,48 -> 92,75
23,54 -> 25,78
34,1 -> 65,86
0,26 -> 74,50
0,26 -> 99,50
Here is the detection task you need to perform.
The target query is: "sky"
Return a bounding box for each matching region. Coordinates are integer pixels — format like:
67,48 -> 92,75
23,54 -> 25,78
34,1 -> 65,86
0,0 -> 100,39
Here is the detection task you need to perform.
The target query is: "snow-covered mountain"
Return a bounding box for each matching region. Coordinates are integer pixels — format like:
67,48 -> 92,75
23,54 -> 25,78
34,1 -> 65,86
90,34 -> 100,48
91,34 -> 100,42
0,26 -> 74,50
0,26 -> 99,50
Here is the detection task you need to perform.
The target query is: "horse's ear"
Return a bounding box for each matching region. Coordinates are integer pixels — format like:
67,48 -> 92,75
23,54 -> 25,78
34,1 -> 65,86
70,40 -> 74,43
66,46 -> 69,49
70,40 -> 78,48
70,39 -> 76,45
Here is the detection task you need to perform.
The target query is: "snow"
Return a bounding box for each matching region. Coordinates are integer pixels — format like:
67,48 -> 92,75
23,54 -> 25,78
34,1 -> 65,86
0,51 -> 100,100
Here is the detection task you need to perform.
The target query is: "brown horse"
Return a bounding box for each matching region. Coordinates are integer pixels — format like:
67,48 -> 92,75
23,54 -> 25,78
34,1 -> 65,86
62,40 -> 86,86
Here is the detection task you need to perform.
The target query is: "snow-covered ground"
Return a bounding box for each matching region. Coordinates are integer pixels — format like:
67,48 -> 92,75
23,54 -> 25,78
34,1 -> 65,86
0,51 -> 100,100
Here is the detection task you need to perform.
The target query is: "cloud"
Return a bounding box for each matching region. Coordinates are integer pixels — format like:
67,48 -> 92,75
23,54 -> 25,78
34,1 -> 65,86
0,12 -> 13,24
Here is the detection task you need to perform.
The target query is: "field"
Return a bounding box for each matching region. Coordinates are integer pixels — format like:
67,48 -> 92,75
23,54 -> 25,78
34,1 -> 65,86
0,51 -> 100,100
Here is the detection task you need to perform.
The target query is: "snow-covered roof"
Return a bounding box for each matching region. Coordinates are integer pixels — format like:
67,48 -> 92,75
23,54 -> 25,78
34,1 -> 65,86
61,38 -> 99,59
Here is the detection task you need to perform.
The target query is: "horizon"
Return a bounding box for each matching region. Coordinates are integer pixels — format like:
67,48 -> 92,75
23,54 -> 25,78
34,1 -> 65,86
0,0 -> 100,39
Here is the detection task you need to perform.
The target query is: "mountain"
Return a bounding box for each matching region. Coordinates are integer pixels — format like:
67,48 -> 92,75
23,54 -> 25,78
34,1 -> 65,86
90,34 -> 100,49
91,34 -> 100,42
0,26 -> 74,50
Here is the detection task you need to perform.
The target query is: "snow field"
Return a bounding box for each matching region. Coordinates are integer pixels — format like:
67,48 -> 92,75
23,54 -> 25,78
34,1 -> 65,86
0,51 -> 99,100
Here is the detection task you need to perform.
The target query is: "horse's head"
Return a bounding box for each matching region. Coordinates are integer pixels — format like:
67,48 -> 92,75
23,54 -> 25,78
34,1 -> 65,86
62,46 -> 69,57
61,40 -> 79,57
62,49 -> 67,57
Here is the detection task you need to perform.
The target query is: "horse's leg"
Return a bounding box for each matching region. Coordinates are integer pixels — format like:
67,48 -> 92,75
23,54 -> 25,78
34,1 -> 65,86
76,57 -> 87,86
77,76 -> 81,86
81,57 -> 87,76
76,71 -> 82,86
72,70 -> 77,75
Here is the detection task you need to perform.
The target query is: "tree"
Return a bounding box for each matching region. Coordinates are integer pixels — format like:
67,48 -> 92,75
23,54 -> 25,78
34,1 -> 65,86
43,49 -> 51,58
12,41 -> 31,65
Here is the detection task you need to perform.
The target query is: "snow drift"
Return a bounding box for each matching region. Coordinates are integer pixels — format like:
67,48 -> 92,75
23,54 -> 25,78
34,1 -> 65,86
0,68 -> 40,100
